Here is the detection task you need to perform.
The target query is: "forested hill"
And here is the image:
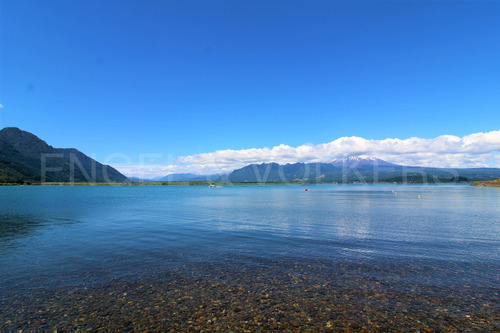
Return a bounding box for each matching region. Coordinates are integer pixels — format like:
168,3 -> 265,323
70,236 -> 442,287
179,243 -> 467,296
227,157 -> 500,183
0,127 -> 127,183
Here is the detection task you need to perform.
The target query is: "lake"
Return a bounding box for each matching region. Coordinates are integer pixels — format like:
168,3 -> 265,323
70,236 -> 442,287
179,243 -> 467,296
0,184 -> 498,331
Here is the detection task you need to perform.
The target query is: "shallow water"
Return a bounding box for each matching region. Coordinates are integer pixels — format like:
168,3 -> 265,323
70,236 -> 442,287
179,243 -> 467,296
0,184 -> 499,331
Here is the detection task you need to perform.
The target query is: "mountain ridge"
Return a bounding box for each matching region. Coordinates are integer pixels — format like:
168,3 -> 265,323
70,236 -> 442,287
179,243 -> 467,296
331,156 -> 398,168
225,157 -> 500,183
0,127 -> 128,183
2,128 -> 500,184
153,156 -> 500,183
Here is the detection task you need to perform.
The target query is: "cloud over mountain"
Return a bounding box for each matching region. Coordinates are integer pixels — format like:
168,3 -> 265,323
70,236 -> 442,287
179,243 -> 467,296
115,130 -> 500,178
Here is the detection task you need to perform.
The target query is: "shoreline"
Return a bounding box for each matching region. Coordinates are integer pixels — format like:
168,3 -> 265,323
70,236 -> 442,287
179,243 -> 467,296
0,181 -> 475,186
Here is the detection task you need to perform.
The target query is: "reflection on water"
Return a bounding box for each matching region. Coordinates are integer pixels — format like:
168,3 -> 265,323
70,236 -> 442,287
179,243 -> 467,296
0,184 -> 499,330
0,214 -> 46,241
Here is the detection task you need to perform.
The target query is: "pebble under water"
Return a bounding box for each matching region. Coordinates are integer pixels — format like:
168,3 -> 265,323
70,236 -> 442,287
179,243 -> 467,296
0,184 -> 498,331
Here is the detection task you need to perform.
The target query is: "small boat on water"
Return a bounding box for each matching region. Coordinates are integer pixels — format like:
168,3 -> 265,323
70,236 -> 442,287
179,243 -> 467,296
209,183 -> 216,188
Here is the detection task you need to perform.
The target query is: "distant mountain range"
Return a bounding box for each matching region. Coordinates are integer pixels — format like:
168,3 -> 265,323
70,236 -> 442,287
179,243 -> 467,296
133,173 -> 225,183
155,173 -> 224,182
158,155 -> 500,184
2,128 -> 500,184
225,156 -> 500,183
0,127 -> 127,183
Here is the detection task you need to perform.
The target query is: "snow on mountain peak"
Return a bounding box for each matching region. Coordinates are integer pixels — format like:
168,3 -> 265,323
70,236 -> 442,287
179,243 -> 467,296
331,155 -> 397,167
335,155 -> 377,162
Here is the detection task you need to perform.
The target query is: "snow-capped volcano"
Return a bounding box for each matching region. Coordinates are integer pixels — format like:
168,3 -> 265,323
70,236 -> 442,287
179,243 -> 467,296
331,156 -> 398,168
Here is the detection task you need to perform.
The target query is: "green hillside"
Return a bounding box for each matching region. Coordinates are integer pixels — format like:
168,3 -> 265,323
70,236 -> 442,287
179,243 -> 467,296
227,159 -> 500,184
0,127 -> 128,183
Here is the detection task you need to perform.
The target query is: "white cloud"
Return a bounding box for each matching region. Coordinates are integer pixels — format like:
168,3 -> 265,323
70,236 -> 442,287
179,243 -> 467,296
0,104 -> 4,108
113,130 -> 500,178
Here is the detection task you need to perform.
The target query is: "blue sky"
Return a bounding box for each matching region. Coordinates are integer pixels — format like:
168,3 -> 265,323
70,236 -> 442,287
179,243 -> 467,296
1,1 -> 500,176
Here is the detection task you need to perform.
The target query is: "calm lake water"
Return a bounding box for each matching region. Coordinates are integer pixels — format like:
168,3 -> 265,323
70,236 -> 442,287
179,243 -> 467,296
0,184 -> 499,331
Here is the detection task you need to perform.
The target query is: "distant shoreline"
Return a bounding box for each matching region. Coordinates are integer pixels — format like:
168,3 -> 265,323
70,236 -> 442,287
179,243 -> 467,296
0,181 -> 292,186
0,181 -> 477,186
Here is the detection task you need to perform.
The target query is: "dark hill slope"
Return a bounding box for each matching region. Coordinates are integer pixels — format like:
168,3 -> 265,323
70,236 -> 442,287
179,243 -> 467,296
0,139 -> 41,182
228,157 -> 500,183
0,127 -> 127,183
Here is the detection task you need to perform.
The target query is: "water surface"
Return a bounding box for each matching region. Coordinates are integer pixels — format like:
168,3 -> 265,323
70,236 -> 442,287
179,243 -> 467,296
0,184 -> 498,331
